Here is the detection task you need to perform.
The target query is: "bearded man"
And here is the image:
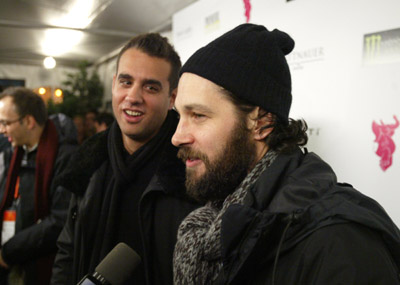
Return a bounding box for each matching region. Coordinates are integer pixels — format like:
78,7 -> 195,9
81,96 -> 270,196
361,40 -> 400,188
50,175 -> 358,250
171,23 -> 400,284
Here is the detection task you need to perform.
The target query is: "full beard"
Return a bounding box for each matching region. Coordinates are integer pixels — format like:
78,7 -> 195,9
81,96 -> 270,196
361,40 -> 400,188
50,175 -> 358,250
177,124 -> 257,203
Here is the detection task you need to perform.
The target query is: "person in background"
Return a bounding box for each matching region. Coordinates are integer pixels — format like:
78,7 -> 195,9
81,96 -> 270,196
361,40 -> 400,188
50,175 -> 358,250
94,112 -> 114,133
84,109 -> 98,138
0,87 -> 77,285
51,32 -> 200,285
0,135 -> 11,195
72,114 -> 87,145
172,23 -> 400,284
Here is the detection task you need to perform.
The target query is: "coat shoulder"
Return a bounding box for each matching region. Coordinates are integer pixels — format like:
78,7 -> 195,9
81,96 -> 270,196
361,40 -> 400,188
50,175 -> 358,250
269,222 -> 400,284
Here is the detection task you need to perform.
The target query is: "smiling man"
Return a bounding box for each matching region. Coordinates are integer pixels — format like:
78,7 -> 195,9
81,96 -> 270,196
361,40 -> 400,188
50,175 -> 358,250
172,24 -> 400,284
0,87 -> 76,285
51,33 -> 199,285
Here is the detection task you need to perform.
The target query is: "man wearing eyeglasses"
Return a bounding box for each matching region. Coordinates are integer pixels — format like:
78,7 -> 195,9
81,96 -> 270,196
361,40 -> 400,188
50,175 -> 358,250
0,87 -> 77,285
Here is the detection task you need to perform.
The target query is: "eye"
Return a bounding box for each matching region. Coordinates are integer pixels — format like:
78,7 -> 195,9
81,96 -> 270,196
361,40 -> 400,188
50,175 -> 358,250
145,85 -> 161,93
193,113 -> 206,120
119,79 -> 132,87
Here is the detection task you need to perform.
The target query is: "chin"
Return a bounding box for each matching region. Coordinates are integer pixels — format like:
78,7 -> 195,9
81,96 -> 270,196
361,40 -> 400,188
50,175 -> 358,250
187,168 -> 204,180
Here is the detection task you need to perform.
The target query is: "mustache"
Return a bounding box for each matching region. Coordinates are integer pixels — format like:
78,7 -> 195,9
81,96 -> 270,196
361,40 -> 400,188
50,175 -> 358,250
177,147 -> 209,164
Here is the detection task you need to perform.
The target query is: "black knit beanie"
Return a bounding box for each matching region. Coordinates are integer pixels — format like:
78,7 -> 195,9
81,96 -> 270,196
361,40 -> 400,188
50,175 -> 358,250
180,23 -> 295,123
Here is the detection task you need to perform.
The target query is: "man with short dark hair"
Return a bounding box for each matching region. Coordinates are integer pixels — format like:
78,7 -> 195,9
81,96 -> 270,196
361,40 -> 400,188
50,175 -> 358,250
172,24 -> 400,284
0,87 -> 77,284
52,33 -> 199,285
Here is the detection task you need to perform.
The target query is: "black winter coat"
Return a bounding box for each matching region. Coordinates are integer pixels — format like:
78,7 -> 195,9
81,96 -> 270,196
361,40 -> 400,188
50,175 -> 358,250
0,114 -> 77,285
51,113 -> 200,285
217,148 -> 400,284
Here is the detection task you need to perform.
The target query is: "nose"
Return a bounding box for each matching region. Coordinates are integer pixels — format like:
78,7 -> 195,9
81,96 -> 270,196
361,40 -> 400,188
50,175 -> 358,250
125,84 -> 144,104
172,119 -> 193,147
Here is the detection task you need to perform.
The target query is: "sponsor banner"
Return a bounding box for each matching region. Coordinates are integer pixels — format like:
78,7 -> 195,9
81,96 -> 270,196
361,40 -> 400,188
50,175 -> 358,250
286,47 -> 325,70
363,27 -> 400,64
204,11 -> 220,33
372,115 -> 399,171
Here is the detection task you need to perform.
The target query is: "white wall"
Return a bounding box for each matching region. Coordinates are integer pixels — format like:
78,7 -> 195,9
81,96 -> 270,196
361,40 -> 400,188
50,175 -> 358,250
173,0 -> 400,225
96,59 -> 117,109
0,61 -> 115,111
0,63 -> 77,89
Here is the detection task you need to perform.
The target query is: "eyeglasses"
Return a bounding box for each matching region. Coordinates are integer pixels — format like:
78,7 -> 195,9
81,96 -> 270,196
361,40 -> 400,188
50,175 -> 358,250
0,117 -> 23,127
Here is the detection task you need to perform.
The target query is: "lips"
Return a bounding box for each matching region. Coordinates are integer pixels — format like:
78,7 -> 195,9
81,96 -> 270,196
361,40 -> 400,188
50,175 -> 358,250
122,108 -> 144,123
177,147 -> 208,168
186,157 -> 201,168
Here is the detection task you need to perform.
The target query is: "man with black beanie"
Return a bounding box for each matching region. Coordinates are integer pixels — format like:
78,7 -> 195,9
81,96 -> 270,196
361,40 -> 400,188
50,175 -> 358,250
172,23 -> 400,284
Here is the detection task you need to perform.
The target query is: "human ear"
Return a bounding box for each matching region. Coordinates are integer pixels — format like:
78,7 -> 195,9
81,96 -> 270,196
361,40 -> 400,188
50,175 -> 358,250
168,88 -> 177,110
24,115 -> 36,130
253,110 -> 274,141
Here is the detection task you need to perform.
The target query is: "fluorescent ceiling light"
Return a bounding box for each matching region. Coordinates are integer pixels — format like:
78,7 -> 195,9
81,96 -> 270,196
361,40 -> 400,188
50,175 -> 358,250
42,28 -> 83,57
42,0 -> 99,57
56,0 -> 96,29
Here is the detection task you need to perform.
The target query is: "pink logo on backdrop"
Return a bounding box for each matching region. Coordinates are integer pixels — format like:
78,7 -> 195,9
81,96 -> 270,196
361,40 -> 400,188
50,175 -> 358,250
372,115 -> 399,171
243,0 -> 251,22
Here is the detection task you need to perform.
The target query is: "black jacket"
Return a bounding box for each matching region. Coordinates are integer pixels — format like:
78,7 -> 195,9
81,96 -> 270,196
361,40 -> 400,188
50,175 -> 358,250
218,148 -> 400,284
0,114 -> 77,284
51,112 -> 200,285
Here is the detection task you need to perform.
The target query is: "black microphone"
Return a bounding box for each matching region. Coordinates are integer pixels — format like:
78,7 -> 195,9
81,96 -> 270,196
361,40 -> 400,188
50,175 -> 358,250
77,242 -> 141,285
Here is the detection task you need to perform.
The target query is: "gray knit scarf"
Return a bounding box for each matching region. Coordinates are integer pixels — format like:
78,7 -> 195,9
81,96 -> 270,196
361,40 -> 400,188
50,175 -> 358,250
173,150 -> 278,284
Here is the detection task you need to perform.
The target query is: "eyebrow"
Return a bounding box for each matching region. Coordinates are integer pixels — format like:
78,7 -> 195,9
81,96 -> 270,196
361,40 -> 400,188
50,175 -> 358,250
117,74 -> 163,89
144,79 -> 163,89
117,73 -> 132,80
181,103 -> 214,114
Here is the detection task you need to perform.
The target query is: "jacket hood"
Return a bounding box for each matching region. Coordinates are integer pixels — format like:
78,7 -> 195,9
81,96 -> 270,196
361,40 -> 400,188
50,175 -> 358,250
256,149 -> 400,253
220,148 -> 400,282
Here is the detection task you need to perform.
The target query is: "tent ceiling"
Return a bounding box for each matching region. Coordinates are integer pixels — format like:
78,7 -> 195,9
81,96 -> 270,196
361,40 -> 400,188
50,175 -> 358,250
0,0 -> 197,67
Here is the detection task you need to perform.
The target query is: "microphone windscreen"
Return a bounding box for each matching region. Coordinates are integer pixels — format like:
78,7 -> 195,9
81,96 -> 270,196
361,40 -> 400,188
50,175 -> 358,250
95,242 -> 141,285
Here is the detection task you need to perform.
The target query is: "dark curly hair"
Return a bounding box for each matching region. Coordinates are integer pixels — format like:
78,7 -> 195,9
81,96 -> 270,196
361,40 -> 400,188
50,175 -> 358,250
221,88 -> 308,154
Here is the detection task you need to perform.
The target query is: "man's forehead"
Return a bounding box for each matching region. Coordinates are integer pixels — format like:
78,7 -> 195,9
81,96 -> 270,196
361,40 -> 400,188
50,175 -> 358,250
177,73 -> 225,100
0,96 -> 15,111
175,76 -> 235,116
116,51 -> 171,87
0,96 -> 12,104
118,48 -> 170,72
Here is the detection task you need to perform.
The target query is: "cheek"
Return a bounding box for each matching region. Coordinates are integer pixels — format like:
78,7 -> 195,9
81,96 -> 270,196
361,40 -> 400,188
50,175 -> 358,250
195,130 -> 225,159
112,90 -> 123,105
112,92 -> 125,116
148,96 -> 171,114
205,123 -> 236,159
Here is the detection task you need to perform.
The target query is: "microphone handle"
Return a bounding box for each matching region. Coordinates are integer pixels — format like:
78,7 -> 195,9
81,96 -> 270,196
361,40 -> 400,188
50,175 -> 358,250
77,273 -> 111,285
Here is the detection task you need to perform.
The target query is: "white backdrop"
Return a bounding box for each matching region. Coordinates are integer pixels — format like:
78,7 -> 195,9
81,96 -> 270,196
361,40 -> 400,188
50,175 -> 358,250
0,63 -> 77,89
172,0 -> 400,225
